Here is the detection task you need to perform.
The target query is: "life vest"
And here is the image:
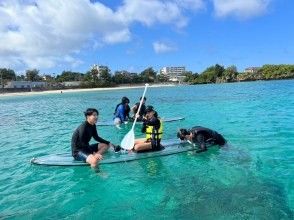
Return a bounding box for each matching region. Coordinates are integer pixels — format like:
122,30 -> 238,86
146,119 -> 163,140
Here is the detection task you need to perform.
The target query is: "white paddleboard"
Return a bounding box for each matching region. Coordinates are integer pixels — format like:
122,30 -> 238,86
31,139 -> 198,166
97,117 -> 185,126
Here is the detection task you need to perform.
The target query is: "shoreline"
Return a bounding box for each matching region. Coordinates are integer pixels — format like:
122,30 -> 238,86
0,84 -> 176,98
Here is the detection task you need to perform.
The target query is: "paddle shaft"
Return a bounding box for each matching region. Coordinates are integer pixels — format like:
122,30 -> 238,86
131,83 -> 149,130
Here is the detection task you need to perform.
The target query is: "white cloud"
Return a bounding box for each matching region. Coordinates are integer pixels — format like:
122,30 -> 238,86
118,0 -> 185,28
153,41 -> 177,54
0,0 -> 130,70
212,0 -> 271,18
0,0 -> 205,71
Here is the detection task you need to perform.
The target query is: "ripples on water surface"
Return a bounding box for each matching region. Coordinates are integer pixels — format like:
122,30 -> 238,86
0,80 -> 293,219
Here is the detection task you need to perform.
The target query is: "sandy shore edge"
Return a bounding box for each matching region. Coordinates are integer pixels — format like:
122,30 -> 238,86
0,84 -> 176,98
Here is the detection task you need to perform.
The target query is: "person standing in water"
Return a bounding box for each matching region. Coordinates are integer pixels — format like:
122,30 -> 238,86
113,96 -> 130,126
71,108 -> 116,167
177,126 -> 226,152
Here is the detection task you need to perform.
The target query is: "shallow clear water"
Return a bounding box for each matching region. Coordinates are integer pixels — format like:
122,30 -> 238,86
0,80 -> 293,219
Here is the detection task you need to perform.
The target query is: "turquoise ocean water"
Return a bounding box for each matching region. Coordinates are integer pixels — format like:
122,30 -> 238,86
0,80 -> 293,219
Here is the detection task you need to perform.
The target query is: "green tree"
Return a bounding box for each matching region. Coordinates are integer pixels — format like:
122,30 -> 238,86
113,71 -> 133,84
0,68 -> 16,80
183,71 -> 198,83
140,67 -> 156,82
16,75 -> 26,81
222,65 -> 238,82
26,69 -> 41,81
90,67 -> 99,83
99,68 -> 112,86
1,68 -> 16,88
157,74 -> 169,82
194,64 -> 225,84
56,71 -> 83,82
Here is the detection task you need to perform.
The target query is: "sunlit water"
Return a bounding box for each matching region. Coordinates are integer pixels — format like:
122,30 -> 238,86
0,80 -> 293,219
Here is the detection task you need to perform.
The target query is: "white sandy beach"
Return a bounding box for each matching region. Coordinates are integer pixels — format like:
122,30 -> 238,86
0,84 -> 176,98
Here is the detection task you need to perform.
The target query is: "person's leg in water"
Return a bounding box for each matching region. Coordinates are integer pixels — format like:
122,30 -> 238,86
86,143 -> 110,167
114,117 -> 122,129
74,151 -> 98,168
86,154 -> 100,168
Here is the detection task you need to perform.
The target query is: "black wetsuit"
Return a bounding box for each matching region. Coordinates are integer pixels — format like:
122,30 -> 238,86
125,105 -> 130,119
190,126 -> 226,149
141,117 -> 162,151
71,121 -> 110,157
133,103 -> 146,121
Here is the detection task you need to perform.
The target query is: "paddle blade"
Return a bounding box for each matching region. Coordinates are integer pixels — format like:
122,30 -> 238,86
121,130 -> 135,150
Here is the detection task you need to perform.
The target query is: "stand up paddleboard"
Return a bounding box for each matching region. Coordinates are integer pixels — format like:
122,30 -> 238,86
30,139 -> 198,166
97,117 -> 185,126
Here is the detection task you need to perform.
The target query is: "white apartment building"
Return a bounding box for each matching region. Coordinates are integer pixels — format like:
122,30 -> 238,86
160,66 -> 186,82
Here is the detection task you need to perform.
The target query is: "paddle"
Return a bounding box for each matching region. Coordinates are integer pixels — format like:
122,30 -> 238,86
121,83 -> 149,150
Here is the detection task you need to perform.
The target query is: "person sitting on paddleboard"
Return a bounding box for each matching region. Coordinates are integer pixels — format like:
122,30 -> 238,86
113,97 -> 130,126
133,105 -> 163,152
71,108 -> 117,167
131,97 -> 147,121
177,126 -> 227,152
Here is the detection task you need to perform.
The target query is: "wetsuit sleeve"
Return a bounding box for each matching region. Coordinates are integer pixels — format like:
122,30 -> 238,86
125,105 -> 130,118
93,126 -> 110,144
141,122 -> 147,133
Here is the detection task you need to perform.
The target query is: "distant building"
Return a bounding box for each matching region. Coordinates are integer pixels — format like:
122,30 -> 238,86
244,67 -> 260,74
62,81 -> 82,87
160,66 -> 186,82
4,81 -> 47,89
42,75 -> 54,81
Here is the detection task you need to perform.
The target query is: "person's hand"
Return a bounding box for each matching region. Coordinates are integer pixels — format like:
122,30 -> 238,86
135,113 -> 140,119
94,153 -> 103,160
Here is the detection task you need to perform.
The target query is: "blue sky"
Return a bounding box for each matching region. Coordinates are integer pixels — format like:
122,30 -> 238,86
0,0 -> 293,74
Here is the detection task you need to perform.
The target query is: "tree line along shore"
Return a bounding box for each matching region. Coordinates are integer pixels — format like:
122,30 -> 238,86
1,64 -> 293,92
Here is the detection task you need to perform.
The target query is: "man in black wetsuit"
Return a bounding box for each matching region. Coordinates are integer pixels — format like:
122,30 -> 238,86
177,126 -> 227,152
71,108 -> 116,167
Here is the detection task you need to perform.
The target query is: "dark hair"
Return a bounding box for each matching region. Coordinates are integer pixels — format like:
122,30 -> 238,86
122,96 -> 130,104
177,129 -> 190,140
145,105 -> 154,114
140,97 -> 147,101
84,108 -> 99,117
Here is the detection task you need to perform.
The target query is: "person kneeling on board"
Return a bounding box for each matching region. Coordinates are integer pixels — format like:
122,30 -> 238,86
133,106 -> 163,152
113,96 -> 130,127
71,108 -> 118,167
177,126 -> 227,153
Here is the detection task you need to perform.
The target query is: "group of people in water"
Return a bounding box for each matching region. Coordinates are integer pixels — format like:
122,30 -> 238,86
113,96 -> 147,125
71,96 -> 227,167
